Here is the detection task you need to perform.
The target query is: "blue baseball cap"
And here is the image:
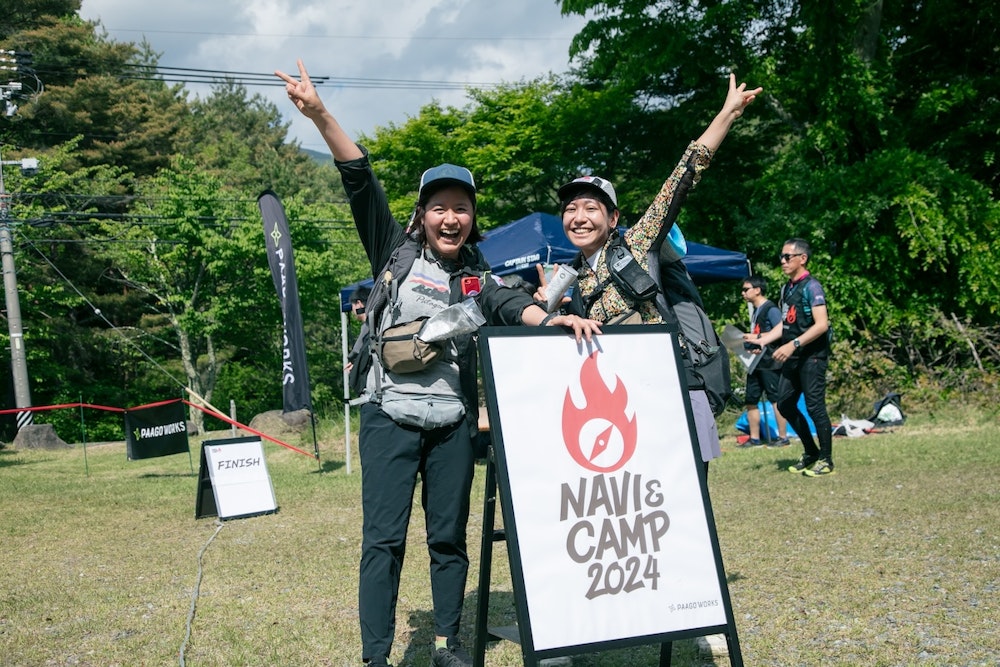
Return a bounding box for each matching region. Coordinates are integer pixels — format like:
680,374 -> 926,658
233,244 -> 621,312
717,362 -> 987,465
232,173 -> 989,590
418,163 -> 477,205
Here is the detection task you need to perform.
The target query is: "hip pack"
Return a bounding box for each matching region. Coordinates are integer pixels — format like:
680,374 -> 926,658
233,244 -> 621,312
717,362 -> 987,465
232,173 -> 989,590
376,316 -> 443,374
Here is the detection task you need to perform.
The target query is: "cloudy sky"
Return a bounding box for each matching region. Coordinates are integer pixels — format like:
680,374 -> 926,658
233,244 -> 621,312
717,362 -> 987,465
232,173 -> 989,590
77,0 -> 590,154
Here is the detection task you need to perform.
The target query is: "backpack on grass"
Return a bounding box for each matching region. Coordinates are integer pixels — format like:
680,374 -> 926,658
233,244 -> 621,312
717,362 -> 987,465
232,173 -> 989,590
867,392 -> 905,426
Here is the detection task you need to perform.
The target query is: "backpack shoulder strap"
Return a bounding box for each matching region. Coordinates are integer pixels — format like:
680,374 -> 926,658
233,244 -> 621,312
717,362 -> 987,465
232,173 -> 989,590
363,238 -> 423,402
756,299 -> 779,332
575,243 -> 616,317
366,238 -> 421,335
799,276 -> 815,322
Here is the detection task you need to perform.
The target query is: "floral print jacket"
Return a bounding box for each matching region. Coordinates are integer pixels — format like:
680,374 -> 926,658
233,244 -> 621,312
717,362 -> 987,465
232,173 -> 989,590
575,141 -> 714,324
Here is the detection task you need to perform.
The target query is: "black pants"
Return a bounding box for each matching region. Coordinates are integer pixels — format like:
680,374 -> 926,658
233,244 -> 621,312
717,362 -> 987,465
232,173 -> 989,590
776,354 -> 833,463
358,403 -> 475,660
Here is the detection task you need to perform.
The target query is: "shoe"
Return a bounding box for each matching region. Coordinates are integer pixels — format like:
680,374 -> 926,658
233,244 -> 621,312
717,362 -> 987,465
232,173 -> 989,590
366,657 -> 392,667
767,437 -> 791,448
787,456 -> 817,473
432,637 -> 472,667
804,459 -> 835,477
736,438 -> 763,449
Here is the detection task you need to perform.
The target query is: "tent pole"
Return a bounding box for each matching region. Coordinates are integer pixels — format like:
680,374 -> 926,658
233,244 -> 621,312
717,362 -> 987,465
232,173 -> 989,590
341,310 -> 352,474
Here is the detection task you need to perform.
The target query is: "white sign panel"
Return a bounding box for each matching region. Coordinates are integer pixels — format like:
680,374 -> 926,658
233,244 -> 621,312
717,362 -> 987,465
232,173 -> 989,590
485,330 -> 727,651
722,324 -> 762,373
203,437 -> 277,519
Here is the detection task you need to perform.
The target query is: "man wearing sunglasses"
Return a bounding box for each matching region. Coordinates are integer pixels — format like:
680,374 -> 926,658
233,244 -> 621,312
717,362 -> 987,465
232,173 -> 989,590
754,239 -> 834,476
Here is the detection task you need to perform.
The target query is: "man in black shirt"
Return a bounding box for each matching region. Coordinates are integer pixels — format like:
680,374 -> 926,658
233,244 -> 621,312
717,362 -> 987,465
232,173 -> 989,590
754,238 -> 834,476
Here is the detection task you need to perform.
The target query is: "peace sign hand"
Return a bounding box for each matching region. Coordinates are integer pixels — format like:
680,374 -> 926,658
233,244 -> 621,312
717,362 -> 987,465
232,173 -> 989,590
275,59 -> 326,120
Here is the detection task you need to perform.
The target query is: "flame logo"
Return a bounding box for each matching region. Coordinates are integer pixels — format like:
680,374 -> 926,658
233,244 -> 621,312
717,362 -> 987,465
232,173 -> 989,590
562,352 -> 637,472
786,304 -> 797,324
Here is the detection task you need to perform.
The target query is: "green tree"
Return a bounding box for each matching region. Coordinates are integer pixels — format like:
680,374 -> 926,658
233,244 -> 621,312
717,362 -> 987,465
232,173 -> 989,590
0,0 -> 79,39
559,0 -> 1000,365
183,82 -> 335,202
86,156 -> 268,431
361,78 -> 680,229
3,15 -> 188,176
1,138 -> 140,440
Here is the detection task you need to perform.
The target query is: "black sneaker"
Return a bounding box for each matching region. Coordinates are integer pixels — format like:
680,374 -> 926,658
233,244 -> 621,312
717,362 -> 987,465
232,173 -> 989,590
736,438 -> 763,449
804,459 -> 835,477
431,637 -> 472,667
366,657 -> 392,667
767,437 -> 791,448
787,456 -> 817,473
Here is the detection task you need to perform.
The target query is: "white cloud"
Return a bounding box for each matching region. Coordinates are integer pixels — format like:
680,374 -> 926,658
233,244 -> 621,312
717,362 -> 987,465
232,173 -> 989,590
78,0 -> 587,152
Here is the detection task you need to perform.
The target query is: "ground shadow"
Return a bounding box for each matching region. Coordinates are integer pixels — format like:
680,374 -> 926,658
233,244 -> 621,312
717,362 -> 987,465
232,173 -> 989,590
0,448 -> 46,468
401,589 -> 693,665
316,458 -> 346,473
775,457 -> 801,471
138,472 -> 198,479
401,588 -> 518,666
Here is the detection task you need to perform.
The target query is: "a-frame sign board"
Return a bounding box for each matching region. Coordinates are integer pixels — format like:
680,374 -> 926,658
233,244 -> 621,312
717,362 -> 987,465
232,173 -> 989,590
474,326 -> 743,665
195,436 -> 278,520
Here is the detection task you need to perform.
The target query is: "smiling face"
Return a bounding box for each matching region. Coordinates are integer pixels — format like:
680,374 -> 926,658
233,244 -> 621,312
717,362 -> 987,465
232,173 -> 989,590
562,195 -> 619,257
420,185 -> 475,259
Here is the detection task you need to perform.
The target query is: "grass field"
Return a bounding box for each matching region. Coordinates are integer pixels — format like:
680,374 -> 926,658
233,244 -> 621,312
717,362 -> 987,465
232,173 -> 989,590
1,406 -> 998,666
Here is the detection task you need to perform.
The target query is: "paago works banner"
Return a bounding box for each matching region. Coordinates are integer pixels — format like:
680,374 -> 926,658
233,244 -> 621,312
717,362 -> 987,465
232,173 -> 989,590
259,190 -> 312,413
482,328 -> 730,653
125,399 -> 189,460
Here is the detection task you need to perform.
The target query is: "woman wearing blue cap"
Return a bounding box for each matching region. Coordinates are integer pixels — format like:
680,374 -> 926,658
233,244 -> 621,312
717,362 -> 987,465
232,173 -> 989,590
276,59 -> 600,667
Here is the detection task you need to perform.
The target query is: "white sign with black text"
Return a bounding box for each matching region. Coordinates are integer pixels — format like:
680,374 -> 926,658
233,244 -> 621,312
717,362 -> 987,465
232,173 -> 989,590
485,330 -> 727,652
202,437 -> 277,519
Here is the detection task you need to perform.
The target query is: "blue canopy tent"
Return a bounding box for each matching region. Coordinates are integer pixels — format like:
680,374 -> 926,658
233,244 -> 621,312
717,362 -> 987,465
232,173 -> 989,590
338,211 -> 750,310
682,241 -> 752,285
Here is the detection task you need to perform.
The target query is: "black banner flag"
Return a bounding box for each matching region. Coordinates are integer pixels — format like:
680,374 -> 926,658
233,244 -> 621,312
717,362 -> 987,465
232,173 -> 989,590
259,190 -> 312,413
125,400 -> 189,460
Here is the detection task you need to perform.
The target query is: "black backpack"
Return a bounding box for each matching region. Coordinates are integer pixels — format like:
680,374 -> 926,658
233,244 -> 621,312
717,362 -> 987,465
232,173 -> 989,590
570,232 -> 732,417
647,251 -> 732,416
609,152 -> 733,416
566,154 -> 733,416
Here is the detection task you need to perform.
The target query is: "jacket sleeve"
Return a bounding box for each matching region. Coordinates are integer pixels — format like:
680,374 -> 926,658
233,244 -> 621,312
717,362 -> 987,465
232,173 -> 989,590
335,145 -> 406,279
478,275 -> 540,326
624,141 -> 714,258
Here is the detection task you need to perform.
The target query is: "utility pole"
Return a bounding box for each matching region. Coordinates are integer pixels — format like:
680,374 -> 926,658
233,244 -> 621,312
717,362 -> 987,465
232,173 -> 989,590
1,49 -> 42,432
0,150 -> 37,430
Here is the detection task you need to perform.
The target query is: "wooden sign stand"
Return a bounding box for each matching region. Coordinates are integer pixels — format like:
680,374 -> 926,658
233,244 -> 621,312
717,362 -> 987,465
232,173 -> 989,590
472,326 -> 743,665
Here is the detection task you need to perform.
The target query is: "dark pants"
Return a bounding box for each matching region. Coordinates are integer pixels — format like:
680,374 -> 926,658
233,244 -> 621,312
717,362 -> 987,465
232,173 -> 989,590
777,354 -> 833,464
358,403 -> 475,660
745,365 -> 781,405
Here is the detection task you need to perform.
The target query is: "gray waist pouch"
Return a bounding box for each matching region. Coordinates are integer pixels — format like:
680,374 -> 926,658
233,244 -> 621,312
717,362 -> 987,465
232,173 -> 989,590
380,396 -> 465,430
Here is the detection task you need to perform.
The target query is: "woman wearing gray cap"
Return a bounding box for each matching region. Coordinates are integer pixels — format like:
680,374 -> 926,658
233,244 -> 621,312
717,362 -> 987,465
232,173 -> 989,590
543,73 -> 762,471
276,59 -> 600,667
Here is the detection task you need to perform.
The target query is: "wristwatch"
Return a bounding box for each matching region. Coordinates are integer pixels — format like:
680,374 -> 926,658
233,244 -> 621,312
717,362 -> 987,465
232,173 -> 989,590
793,339 -> 801,349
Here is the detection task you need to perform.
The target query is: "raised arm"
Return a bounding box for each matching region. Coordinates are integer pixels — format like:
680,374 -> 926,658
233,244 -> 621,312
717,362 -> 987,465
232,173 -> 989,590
275,59 -> 364,162
696,73 -> 762,152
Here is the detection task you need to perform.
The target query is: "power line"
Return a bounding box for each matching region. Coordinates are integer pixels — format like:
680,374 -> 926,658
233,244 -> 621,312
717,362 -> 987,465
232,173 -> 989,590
90,27 -> 573,43
20,232 -> 190,393
32,62 -> 502,91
